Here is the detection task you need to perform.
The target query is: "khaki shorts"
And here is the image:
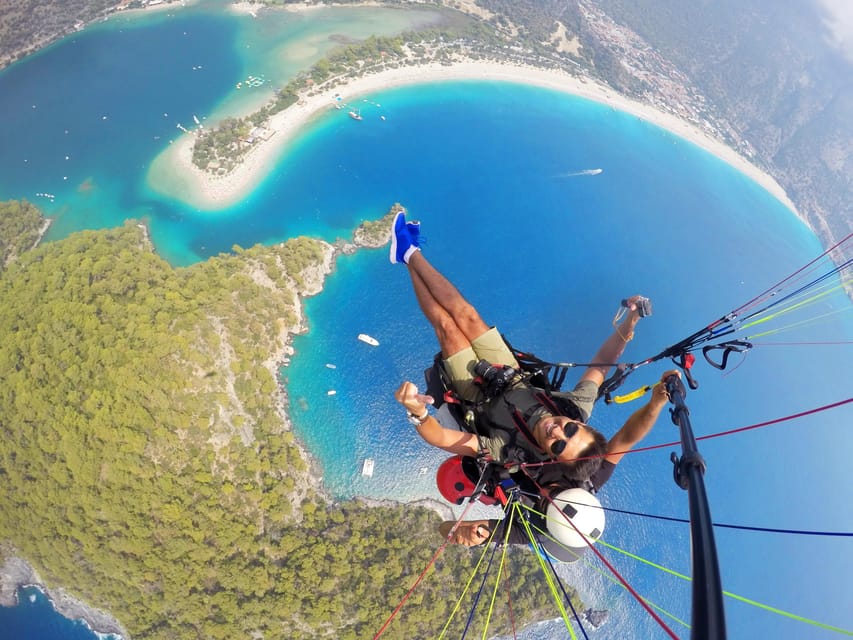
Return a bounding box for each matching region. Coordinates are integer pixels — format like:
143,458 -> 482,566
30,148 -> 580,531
443,328 -> 600,420
443,327 -> 520,402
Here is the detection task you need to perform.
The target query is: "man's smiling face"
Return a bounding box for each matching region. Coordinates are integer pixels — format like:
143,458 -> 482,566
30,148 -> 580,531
533,415 -> 598,461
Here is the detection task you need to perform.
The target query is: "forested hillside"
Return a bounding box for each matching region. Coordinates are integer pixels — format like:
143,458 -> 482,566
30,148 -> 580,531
592,0 -> 852,256
0,199 -> 45,268
0,201 -> 567,638
0,0 -> 116,67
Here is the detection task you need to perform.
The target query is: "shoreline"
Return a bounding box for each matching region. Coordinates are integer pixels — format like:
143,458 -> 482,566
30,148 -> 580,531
116,0 -> 199,19
146,59 -> 801,223
0,551 -> 128,638
266,212 -> 405,515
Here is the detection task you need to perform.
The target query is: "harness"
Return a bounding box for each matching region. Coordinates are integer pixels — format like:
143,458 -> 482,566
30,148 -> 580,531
424,348 -> 581,438
424,348 -> 594,497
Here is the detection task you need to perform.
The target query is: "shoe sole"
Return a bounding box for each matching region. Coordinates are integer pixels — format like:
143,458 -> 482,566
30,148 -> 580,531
389,211 -> 405,263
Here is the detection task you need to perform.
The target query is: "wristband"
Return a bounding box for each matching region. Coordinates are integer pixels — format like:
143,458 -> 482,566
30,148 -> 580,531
407,409 -> 429,426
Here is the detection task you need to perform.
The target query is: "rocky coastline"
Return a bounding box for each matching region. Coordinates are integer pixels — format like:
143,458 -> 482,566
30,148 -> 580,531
0,206 -> 401,639
0,550 -> 129,638
270,206 -> 402,512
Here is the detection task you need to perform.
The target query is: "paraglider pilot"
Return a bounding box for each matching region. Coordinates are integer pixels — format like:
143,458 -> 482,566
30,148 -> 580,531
388,209 -> 676,554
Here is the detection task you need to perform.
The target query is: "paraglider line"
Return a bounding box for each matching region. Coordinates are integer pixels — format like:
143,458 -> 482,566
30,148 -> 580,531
373,498 -> 479,639
597,539 -> 853,636
519,397 -> 853,470
557,501 -> 853,537
526,470 -> 681,639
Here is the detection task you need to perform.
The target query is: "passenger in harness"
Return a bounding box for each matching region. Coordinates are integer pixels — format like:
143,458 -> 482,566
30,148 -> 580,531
429,371 -> 678,558
389,209 -> 659,485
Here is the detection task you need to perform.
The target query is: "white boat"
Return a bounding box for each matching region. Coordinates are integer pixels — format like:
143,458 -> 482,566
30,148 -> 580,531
327,390 -> 336,396
348,110 -> 363,121
362,458 -> 375,477
357,333 -> 379,346
325,363 -> 337,369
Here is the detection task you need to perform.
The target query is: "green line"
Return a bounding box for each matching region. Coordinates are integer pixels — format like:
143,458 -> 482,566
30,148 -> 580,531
746,306 -> 852,339
598,539 -> 853,635
438,513 -> 505,639
515,502 -> 577,638
517,503 -> 690,629
480,507 -> 515,640
740,278 -> 850,330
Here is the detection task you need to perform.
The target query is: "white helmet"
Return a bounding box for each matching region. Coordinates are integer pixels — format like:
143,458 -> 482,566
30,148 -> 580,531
546,488 -> 605,548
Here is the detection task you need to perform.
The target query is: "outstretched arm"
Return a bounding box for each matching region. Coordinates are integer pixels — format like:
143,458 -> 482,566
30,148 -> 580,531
604,370 -> 679,465
394,381 -> 480,457
578,295 -> 647,387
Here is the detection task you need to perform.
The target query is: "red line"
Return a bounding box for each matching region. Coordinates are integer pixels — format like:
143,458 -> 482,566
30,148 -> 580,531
730,232 -> 852,318
530,473 -> 680,640
372,499 -> 477,639
521,397 -> 853,468
621,396 -> 853,458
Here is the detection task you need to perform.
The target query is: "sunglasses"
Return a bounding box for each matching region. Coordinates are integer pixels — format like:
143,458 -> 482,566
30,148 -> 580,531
549,421 -> 580,456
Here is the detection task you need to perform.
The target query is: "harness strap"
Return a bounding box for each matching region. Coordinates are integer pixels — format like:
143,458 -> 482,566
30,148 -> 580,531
510,407 -> 542,451
535,391 -> 562,417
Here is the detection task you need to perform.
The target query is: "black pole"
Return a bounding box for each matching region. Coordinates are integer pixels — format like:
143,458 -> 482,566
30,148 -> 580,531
665,374 -> 727,640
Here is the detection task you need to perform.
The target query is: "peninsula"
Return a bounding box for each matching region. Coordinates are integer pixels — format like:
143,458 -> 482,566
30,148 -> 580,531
0,200 -> 563,638
3,0 -> 848,258
148,58 -> 799,217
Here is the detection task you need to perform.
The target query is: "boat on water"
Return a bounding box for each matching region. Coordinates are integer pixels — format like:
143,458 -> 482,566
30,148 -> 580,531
325,363 -> 337,369
357,333 -> 379,346
348,110 -> 363,121
362,458 -> 375,477
327,390 -> 336,396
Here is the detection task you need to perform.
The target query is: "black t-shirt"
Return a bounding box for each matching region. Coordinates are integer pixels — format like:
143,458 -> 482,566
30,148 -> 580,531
589,459 -> 616,491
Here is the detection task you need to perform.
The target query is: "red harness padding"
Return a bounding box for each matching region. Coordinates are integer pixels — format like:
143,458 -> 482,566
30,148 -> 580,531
435,455 -> 496,506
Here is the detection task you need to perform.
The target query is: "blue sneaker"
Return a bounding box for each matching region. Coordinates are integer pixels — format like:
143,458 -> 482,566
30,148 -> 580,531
389,211 -> 420,264
406,220 -> 421,247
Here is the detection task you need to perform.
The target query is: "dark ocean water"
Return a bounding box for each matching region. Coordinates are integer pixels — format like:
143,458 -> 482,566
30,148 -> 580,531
0,587 -> 118,640
0,3 -> 850,639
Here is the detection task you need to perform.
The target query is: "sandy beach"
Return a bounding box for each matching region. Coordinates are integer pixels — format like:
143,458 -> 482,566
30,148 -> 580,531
147,59 -> 799,217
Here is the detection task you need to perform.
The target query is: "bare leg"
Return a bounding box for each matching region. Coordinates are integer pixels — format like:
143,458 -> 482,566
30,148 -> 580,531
409,268 -> 471,357
407,251 -> 489,348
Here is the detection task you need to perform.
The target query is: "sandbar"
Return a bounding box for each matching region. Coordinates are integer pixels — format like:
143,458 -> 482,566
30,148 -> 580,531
146,60 -> 799,217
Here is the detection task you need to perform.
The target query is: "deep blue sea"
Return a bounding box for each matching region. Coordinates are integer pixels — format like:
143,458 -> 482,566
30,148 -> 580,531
0,3 -> 850,639
0,587 -> 119,640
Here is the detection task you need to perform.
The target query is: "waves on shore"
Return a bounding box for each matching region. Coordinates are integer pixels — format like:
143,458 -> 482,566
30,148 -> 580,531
0,585 -> 122,640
